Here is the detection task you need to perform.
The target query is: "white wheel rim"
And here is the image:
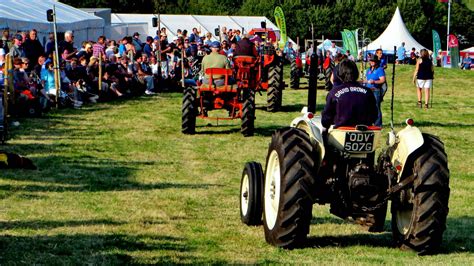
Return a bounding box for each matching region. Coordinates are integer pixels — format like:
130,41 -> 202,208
396,190 -> 415,235
241,173 -> 250,216
264,150 -> 281,230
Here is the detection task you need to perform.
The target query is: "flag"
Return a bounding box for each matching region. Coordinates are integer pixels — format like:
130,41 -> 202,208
340,31 -> 349,51
344,29 -> 358,57
448,34 -> 459,68
432,30 -> 441,65
274,6 -> 287,49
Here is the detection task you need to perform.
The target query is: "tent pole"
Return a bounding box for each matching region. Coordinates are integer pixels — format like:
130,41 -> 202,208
52,5 -> 60,108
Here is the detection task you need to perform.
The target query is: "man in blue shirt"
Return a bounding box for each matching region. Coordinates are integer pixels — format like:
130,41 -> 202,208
397,42 -> 406,64
364,58 -> 385,127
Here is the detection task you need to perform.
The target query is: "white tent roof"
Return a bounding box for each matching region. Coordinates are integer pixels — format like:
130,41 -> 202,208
111,14 -> 293,44
364,7 -> 426,54
461,47 -> 474,52
0,0 -> 104,47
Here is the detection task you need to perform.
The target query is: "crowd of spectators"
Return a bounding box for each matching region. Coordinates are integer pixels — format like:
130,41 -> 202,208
0,26 -> 281,125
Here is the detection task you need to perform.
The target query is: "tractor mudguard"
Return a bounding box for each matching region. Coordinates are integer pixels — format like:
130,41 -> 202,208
263,55 -> 275,68
389,123 -> 424,182
290,110 -> 325,165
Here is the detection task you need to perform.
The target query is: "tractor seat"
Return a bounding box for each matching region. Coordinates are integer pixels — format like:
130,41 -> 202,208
200,68 -> 237,92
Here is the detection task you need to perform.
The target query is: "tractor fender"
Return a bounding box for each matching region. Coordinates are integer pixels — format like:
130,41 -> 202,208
290,113 -> 325,165
390,124 -> 424,182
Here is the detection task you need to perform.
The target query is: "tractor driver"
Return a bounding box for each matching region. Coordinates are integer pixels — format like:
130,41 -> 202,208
201,41 -> 234,86
321,59 -> 378,129
233,34 -> 258,58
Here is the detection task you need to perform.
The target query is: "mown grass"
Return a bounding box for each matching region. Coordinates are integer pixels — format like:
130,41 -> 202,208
0,65 -> 473,264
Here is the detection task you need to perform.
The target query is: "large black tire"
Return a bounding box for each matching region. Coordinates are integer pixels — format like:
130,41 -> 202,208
267,63 -> 282,112
263,127 -> 319,249
324,61 -> 334,91
241,89 -> 255,137
391,134 -> 450,255
181,87 -> 196,134
240,161 -> 264,226
290,60 -> 300,89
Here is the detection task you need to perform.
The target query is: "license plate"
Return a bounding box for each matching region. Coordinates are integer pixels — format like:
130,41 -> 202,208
344,132 -> 374,152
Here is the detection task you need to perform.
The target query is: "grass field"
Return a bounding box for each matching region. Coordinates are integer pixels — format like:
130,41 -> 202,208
1,65 -> 473,264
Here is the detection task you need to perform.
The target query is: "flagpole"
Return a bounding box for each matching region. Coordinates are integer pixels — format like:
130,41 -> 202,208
446,0 -> 451,59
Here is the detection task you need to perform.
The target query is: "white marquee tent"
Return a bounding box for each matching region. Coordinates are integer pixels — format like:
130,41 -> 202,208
0,0 -> 104,47
111,13 -> 294,44
363,7 -> 426,54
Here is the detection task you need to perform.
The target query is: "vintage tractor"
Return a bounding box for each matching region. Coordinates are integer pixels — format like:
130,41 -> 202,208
182,56 -> 258,137
239,57 -> 450,254
248,27 -> 284,112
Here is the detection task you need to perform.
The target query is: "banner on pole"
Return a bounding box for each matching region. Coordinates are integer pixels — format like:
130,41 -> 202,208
432,30 -> 441,65
274,6 -> 287,49
342,29 -> 358,57
448,34 -> 459,68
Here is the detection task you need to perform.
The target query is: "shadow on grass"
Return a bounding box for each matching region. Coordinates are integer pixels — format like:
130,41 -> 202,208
0,233 -> 196,264
307,232 -> 393,249
0,155 -> 220,194
306,216 -> 474,254
0,219 -> 125,230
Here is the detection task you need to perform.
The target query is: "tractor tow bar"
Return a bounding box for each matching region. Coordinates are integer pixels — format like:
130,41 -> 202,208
361,173 -> 417,212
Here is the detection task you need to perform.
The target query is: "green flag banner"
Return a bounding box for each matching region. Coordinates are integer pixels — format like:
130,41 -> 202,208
274,6 -> 287,49
432,30 -> 441,65
344,29 -> 358,57
341,31 -> 349,51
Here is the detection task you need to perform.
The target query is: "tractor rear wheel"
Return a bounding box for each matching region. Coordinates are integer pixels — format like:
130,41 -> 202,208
263,127 -> 318,249
391,134 -> 450,255
267,63 -> 283,112
241,89 -> 255,137
240,161 -> 264,226
324,61 -> 334,91
181,87 -> 196,134
290,60 -> 300,89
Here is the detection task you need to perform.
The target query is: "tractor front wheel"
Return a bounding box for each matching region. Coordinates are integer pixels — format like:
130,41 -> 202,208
263,127 -> 318,249
391,134 -> 450,255
240,161 -> 264,226
182,87 -> 196,134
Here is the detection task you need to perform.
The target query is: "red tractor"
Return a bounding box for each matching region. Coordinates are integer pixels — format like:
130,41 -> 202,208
247,28 -> 284,112
181,56 -> 259,137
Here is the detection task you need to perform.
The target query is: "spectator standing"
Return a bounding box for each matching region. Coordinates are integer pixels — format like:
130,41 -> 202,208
283,42 -> 296,62
93,35 -> 106,61
132,32 -> 143,56
2,29 -> 11,54
345,50 -> 355,61
397,42 -> 406,64
364,58 -> 385,127
0,41 -> 5,66
59,31 -> 77,63
413,49 -> 434,109
44,33 -> 55,57
374,49 -> 387,69
328,42 -> 338,58
22,29 -> 43,71
143,36 -> 153,58
409,47 -> 417,65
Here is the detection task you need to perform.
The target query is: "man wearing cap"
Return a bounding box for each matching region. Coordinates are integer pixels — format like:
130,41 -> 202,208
364,57 -> 385,127
9,34 -> 25,58
201,41 -> 232,86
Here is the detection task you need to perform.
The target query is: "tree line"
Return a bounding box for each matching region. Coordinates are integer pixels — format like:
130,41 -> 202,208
61,0 -> 474,49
